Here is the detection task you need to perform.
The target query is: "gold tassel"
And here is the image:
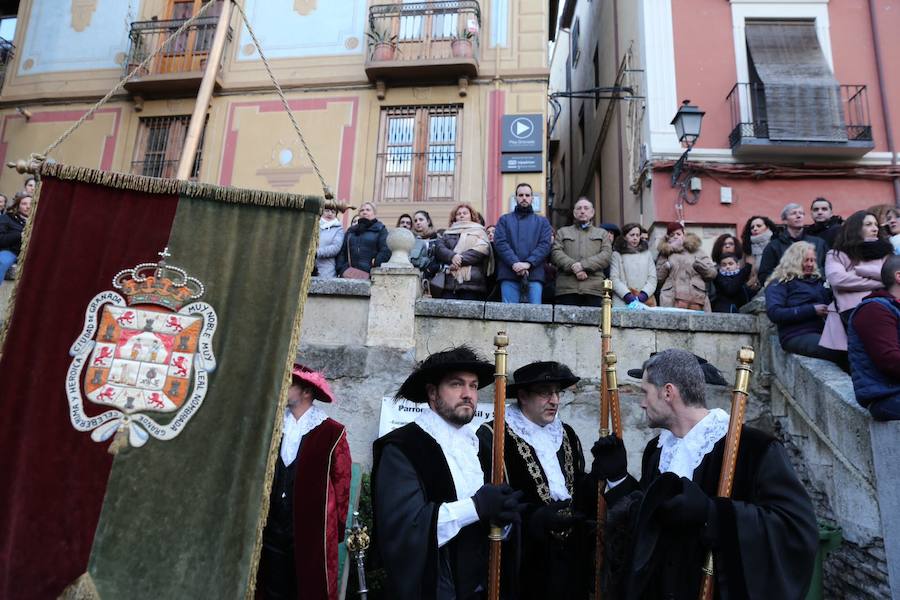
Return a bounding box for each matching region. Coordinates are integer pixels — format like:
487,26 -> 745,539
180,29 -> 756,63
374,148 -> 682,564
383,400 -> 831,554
58,572 -> 100,600
244,224 -> 320,600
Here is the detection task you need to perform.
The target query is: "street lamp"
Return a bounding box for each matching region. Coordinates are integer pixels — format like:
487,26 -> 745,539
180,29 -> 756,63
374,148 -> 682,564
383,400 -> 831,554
670,100 -> 705,186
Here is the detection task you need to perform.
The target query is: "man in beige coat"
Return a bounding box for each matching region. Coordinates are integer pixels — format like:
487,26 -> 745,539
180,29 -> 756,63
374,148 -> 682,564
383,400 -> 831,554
551,197 -> 613,307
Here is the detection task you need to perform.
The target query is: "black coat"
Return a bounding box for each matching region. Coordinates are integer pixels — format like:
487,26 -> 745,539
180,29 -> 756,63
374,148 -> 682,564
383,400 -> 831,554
757,230 -> 827,286
0,213 -> 25,254
805,216 -> 843,249
712,264 -> 752,313
334,218 -> 390,275
604,428 -> 818,600
477,421 -> 595,600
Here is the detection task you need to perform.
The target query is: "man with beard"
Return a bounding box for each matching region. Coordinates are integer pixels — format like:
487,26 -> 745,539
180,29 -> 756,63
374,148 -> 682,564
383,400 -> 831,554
805,197 -> 843,249
372,347 -> 527,600
258,364 -> 351,600
477,361 -> 599,600
494,183 -> 553,304
592,349 -> 818,599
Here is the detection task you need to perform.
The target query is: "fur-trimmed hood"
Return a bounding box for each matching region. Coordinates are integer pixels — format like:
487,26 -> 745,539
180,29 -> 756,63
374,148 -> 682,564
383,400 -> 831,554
657,232 -> 702,257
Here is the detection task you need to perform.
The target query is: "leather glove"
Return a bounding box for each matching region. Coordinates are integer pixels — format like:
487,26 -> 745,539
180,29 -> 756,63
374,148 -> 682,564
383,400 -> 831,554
472,484 -> 526,525
590,435 -> 627,482
659,477 -> 715,529
528,500 -> 580,539
638,291 -> 649,303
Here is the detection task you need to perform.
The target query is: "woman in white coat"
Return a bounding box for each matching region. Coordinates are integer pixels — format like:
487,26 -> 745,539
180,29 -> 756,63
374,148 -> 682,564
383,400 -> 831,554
315,207 -> 345,278
610,223 -> 657,307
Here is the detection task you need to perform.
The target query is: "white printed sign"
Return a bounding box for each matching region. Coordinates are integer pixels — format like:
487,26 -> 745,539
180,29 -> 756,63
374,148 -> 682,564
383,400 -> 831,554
378,398 -> 497,437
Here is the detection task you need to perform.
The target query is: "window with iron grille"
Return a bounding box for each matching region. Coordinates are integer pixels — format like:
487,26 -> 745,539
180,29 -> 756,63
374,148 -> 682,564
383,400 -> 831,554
131,115 -> 206,179
375,105 -> 462,203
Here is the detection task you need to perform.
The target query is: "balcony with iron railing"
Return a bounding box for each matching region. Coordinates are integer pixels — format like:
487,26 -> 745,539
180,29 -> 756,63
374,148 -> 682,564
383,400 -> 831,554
727,82 -> 875,159
365,1 -> 481,94
122,17 -> 231,97
0,37 -> 14,92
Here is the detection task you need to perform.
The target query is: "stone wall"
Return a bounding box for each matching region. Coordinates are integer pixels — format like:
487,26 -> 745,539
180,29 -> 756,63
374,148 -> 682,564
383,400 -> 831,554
755,315 -> 895,599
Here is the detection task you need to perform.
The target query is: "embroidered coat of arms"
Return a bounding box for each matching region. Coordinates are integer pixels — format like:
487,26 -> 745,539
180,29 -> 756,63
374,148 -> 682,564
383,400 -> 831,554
66,249 -> 217,450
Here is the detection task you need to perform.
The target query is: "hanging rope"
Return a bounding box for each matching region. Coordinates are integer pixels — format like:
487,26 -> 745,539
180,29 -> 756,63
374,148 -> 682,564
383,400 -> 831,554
232,1 -> 333,200
40,0 -> 219,159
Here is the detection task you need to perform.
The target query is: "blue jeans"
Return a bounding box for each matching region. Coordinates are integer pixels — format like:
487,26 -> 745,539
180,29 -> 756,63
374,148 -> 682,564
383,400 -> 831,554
500,279 -> 543,304
0,250 -> 16,280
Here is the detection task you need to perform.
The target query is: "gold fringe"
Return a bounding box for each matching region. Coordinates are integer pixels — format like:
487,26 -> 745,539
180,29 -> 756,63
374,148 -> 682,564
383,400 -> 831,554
0,175 -> 42,359
58,572 -> 100,600
244,222 -> 321,600
38,162 -> 339,213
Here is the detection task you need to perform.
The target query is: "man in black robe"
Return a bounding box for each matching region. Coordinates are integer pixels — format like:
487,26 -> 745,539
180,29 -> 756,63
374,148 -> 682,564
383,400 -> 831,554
592,349 -> 818,599
477,361 -> 598,600
372,346 -> 527,600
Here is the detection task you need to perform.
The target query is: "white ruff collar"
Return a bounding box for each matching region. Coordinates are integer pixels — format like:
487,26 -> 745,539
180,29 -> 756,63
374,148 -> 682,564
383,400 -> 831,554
506,404 -> 571,501
416,406 -> 484,500
657,408 -> 730,479
280,404 -> 328,466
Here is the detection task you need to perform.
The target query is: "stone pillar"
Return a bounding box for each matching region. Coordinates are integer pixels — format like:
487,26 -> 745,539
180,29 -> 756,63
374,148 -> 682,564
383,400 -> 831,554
365,228 -> 420,348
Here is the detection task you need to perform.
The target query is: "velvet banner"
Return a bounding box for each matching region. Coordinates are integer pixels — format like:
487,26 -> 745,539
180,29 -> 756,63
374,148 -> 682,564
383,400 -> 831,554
0,177 -> 180,599
86,191 -> 321,598
0,167 -> 322,599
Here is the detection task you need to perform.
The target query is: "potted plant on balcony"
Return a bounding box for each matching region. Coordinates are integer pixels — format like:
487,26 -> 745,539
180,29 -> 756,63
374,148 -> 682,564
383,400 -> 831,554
367,27 -> 398,62
451,30 -> 475,58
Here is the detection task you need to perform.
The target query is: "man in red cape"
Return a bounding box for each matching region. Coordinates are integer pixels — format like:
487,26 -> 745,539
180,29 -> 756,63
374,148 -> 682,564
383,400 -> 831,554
258,364 -> 351,600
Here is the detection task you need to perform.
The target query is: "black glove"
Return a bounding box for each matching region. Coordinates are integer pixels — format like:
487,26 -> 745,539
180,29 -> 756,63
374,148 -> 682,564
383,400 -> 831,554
472,484 -> 526,525
527,500 -> 581,539
590,435 -> 627,482
659,477 -> 715,530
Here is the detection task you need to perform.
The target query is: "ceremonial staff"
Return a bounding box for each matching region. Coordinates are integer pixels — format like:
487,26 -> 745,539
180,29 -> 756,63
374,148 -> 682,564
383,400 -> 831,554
594,280 -> 622,600
487,331 -> 510,600
345,512 -> 370,599
698,347 -> 755,600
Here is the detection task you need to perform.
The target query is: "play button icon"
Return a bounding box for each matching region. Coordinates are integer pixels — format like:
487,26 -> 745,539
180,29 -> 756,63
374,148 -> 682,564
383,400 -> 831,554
501,114 -> 542,152
511,118 -> 533,139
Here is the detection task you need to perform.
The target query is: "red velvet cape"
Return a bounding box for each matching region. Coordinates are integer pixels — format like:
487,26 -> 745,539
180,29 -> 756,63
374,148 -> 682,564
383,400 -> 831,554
293,417 -> 351,600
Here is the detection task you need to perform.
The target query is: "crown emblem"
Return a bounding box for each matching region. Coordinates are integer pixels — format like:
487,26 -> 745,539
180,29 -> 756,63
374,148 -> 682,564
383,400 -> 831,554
112,248 -> 205,311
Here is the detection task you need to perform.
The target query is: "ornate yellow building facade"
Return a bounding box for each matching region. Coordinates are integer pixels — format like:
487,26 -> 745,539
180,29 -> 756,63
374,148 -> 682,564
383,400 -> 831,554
0,0 -> 553,227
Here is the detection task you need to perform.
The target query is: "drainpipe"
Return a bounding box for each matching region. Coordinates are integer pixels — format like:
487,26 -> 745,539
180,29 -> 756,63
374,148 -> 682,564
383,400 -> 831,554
176,0 -> 233,181
868,0 -> 900,206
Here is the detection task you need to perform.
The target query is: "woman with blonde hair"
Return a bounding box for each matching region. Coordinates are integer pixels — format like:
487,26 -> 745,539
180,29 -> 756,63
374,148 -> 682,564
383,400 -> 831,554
431,202 -> 493,299
764,241 -> 843,363
334,201 -> 390,277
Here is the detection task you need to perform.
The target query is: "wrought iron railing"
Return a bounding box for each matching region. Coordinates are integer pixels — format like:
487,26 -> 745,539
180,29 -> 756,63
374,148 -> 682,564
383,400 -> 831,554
0,37 -> 14,91
130,115 -> 204,180
727,82 -> 873,147
123,17 -> 230,78
367,1 -> 481,64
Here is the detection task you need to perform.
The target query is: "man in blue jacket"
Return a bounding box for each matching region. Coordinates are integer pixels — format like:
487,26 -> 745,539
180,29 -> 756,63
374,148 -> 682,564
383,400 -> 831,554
493,183 -> 553,303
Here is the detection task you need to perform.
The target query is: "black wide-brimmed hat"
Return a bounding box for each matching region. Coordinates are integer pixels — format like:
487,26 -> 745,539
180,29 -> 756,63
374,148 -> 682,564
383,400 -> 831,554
506,361 -> 580,398
395,346 -> 495,403
626,352 -> 727,386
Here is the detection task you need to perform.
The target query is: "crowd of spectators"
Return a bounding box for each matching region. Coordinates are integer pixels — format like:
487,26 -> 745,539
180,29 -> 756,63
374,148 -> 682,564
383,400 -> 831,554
311,190 -> 900,419
0,176 -> 36,281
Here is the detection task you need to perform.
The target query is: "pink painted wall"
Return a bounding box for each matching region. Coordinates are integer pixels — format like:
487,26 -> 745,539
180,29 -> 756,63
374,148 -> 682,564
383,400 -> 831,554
659,0 -> 899,230
651,171 -> 894,229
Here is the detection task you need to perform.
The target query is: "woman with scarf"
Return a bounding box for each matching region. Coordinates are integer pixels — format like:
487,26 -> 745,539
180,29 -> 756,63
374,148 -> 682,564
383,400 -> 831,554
820,210 -> 893,352
433,203 -> 493,300
741,215 -> 777,291
315,207 -> 345,278
609,223 -> 656,307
